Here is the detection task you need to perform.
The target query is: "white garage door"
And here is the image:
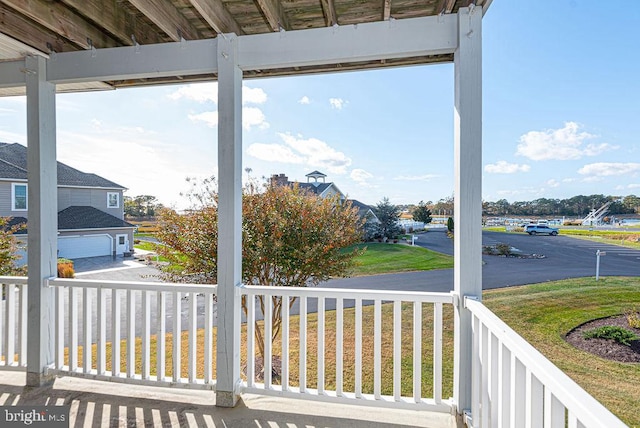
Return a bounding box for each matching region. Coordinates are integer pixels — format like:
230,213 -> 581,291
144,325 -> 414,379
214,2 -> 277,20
58,235 -> 112,259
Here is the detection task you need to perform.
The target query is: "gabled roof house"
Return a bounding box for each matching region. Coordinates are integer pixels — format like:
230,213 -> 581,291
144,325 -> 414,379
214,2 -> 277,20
0,143 -> 134,261
270,171 -> 378,221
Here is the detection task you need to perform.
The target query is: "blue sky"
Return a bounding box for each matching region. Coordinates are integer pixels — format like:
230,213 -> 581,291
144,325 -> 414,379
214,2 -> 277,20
0,1 -> 639,210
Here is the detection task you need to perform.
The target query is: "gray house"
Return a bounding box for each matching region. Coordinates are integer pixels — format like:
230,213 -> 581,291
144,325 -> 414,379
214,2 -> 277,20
0,143 -> 134,260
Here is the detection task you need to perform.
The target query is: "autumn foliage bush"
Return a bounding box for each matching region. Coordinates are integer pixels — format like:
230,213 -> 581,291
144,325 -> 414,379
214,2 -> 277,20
57,258 -> 75,278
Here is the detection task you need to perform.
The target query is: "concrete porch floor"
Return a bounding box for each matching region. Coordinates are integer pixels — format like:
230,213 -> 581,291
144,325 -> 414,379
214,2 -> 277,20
0,372 -> 460,427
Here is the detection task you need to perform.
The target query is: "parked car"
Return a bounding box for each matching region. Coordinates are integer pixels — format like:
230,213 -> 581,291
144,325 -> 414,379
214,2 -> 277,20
525,224 -> 559,236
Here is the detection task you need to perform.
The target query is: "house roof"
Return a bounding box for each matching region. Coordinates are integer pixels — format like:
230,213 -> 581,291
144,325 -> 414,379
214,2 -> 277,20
0,143 -> 125,189
296,182 -> 333,195
0,1 -> 491,93
348,199 -> 378,220
58,206 -> 135,230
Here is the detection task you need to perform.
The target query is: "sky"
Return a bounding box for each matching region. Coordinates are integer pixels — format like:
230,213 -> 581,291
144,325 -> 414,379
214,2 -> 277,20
0,1 -> 639,210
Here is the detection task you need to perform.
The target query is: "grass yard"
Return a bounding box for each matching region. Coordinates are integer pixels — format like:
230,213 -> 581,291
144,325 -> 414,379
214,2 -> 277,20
346,242 -> 453,276
483,276 -> 640,426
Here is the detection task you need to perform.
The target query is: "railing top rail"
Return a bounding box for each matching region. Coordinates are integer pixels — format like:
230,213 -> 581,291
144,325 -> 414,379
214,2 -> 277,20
241,284 -> 454,304
465,297 -> 625,427
47,277 -> 217,294
0,276 -> 28,285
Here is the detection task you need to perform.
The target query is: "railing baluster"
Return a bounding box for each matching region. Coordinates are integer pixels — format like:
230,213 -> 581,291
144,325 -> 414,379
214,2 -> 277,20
433,302 -> 442,404
141,290 -> 151,380
511,356 -> 526,428
83,287 -> 92,373
373,299 -> 381,400
544,389 -> 565,428
188,292 -> 197,383
55,286 -> 64,369
317,296 -> 325,395
481,324 -> 490,428
355,297 -> 362,398
18,284 -> 27,366
247,294 -> 255,387
0,284 -> 4,363
69,286 -> 77,371
264,295 -> 272,389
173,291 -> 181,382
498,342 -> 511,428
412,301 -> 422,403
127,289 -> 135,378
112,289 -> 121,377
490,333 -> 499,426
393,300 -> 401,401
97,287 -> 106,375
5,284 -> 15,365
204,291 -> 213,384
281,295 -> 289,391
299,296 -> 307,393
335,297 -> 343,397
157,291 -> 166,381
526,370 -> 544,428
472,314 -> 480,428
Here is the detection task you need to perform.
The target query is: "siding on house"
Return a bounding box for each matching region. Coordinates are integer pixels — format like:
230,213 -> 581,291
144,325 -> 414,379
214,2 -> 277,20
58,187 -> 123,219
0,181 -> 12,217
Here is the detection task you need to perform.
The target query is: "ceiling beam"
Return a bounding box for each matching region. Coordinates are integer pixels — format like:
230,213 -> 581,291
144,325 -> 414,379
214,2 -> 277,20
188,0 -> 243,35
239,14 -> 457,71
59,0 -> 165,46
319,0 -> 337,26
0,4 -> 76,53
126,0 -> 199,41
254,0 -> 289,31
382,0 -> 391,20
436,0 -> 457,14
0,0 -> 118,49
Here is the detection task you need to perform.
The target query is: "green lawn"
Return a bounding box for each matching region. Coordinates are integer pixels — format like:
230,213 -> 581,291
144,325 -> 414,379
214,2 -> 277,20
484,277 -> 640,426
347,242 -> 453,276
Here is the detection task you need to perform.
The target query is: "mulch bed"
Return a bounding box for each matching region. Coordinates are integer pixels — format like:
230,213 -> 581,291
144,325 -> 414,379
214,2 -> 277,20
565,315 -> 640,363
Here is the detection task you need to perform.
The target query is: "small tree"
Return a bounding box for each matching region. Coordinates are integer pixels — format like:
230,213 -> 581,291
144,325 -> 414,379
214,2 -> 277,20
374,197 -> 402,239
0,217 -> 27,276
412,201 -> 433,224
447,216 -> 454,233
156,177 -> 363,361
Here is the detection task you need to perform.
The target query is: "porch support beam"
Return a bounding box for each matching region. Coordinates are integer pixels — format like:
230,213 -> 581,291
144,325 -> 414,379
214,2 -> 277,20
25,55 -> 58,386
453,5 -> 483,418
0,59 -> 27,88
215,33 -> 242,408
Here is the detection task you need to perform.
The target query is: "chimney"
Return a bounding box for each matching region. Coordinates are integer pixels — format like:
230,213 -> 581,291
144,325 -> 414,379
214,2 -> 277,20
270,173 -> 289,187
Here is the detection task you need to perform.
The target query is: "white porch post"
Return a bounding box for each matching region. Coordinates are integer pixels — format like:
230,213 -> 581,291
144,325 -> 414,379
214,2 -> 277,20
25,55 -> 58,386
453,5 -> 483,418
215,33 -> 242,407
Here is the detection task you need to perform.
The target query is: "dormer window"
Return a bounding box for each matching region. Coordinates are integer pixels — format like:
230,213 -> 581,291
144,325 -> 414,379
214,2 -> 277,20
107,192 -> 120,209
12,183 -> 27,211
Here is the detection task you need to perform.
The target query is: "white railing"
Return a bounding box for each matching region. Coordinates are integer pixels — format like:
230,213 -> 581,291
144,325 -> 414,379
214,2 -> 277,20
0,276 -> 28,370
47,278 -> 217,389
465,297 -> 626,428
240,285 -> 454,412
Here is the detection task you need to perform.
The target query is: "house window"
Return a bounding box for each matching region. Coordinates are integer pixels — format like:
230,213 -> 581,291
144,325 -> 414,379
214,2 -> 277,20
107,192 -> 120,209
12,183 -> 27,211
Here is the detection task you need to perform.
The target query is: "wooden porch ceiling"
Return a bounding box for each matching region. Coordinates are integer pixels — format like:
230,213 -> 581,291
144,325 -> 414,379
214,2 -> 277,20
0,0 -> 490,89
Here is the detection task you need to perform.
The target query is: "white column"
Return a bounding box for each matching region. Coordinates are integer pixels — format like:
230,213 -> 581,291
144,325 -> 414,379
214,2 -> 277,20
215,33 -> 242,407
453,5 -> 483,417
25,55 -> 58,386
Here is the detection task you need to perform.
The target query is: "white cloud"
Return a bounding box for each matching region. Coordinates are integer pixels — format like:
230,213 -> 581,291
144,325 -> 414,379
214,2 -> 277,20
246,143 -> 304,164
516,122 -> 617,161
329,98 -> 347,110
546,179 -> 560,188
484,161 -> 530,174
298,96 -> 311,105
188,111 -> 218,128
168,83 -> 217,103
242,107 -> 269,130
578,162 -> 640,177
350,169 -> 376,187
627,184 -> 640,189
188,107 -> 269,130
393,174 -> 438,181
247,133 -> 352,174
168,83 -> 267,105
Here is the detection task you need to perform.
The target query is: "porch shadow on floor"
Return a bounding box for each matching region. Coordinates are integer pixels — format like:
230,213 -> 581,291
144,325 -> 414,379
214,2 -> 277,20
0,372 -> 459,428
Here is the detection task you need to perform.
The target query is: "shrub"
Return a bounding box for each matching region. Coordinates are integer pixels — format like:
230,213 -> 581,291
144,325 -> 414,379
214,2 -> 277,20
482,245 -> 496,255
495,243 -> 512,256
625,308 -> 640,329
57,259 -> 75,278
582,326 -> 639,346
